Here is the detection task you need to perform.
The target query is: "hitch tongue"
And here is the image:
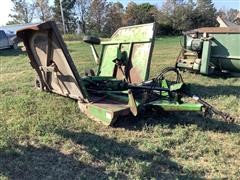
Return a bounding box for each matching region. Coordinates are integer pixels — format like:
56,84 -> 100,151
192,95 -> 235,123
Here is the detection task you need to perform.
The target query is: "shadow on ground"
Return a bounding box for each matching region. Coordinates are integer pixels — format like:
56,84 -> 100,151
0,130 -> 200,179
0,144 -> 108,179
114,111 -> 240,134
0,48 -> 25,57
56,130 -> 198,178
188,84 -> 240,98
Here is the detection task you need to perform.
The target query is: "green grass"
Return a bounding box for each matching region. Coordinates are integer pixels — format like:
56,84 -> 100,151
0,37 -> 240,179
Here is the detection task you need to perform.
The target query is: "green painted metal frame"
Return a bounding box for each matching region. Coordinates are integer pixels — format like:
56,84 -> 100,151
200,40 -> 212,74
97,23 -> 156,84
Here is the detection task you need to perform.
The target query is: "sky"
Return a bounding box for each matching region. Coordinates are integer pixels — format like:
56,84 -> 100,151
0,0 -> 240,26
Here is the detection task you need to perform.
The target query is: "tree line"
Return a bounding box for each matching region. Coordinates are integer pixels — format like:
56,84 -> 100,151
7,0 -> 240,36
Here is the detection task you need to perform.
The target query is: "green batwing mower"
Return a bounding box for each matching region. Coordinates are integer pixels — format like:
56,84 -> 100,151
17,21 -> 234,125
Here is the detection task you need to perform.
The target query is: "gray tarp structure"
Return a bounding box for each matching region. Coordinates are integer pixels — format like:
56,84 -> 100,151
0,23 -> 39,34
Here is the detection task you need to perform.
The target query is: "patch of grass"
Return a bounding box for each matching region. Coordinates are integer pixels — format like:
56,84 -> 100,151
0,38 -> 240,179
63,33 -> 84,41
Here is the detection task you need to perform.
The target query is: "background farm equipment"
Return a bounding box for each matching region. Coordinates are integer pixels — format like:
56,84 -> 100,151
17,21 -> 234,125
176,26 -> 240,75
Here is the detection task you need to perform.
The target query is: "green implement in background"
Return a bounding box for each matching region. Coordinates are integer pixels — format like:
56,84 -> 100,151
17,21 -> 234,125
176,27 -> 240,76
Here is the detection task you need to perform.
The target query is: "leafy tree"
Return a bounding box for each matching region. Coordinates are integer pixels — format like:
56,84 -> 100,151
124,2 -> 138,25
52,0 -> 76,32
160,0 -> 180,32
136,3 -> 158,24
158,0 -> 217,34
8,0 -> 35,24
193,0 -> 217,28
174,0 -> 196,31
158,0 -> 195,34
124,2 -> 158,25
86,0 -> 108,35
103,2 -> 124,36
35,0 -> 52,22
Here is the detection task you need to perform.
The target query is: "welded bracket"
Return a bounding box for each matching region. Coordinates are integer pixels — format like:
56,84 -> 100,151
128,90 -> 138,116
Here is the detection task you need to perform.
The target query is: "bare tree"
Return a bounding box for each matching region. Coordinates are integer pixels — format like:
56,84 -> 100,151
226,9 -> 239,23
8,0 -> 35,24
75,0 -> 90,34
52,0 -> 77,33
35,0 -> 52,22
103,2 -> 124,36
87,0 -> 108,35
